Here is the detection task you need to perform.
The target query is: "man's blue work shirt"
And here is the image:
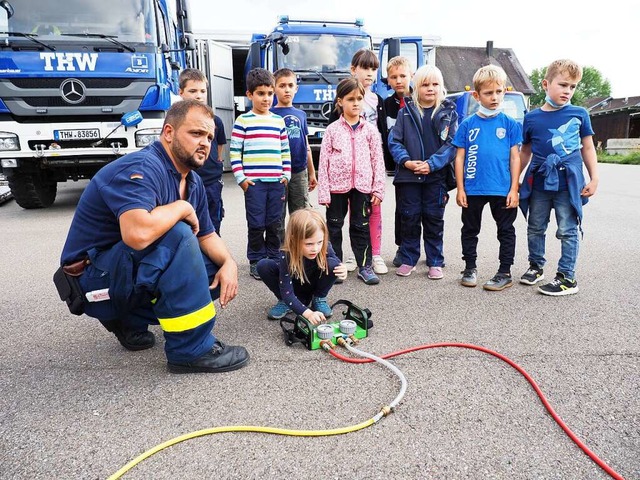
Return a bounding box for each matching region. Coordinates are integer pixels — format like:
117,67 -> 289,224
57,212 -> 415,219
61,141 -> 213,265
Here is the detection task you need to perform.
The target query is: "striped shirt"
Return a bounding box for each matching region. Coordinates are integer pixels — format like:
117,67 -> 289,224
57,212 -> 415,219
230,111 -> 291,184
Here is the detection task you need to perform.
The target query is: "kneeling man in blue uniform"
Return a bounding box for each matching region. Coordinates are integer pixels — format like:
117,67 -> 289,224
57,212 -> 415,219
57,100 -> 249,373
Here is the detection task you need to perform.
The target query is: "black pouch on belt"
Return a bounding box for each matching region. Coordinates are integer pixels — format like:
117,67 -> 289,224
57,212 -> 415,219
53,266 -> 85,316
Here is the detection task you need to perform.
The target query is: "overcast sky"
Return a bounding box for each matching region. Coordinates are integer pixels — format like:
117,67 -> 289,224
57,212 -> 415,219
190,0 -> 637,98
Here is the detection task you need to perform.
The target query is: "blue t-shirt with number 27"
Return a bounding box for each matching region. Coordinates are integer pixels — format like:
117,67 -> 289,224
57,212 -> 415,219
452,112 -> 521,196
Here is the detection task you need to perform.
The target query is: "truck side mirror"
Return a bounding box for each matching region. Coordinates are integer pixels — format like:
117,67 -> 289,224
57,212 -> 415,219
249,42 -> 261,70
388,38 -> 401,59
0,1 -> 14,19
181,32 -> 194,51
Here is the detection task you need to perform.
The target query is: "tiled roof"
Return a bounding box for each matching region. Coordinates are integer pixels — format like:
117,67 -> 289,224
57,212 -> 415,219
584,96 -> 610,109
435,43 -> 535,94
588,96 -> 640,116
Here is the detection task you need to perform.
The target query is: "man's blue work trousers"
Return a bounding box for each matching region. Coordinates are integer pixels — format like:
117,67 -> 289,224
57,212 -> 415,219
79,222 -> 220,363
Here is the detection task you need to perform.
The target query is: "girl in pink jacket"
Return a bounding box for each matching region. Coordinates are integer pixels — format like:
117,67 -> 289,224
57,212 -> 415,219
318,78 -> 385,285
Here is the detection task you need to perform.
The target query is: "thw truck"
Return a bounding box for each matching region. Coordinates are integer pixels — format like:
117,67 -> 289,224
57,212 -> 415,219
196,15 -> 425,160
0,0 -> 195,208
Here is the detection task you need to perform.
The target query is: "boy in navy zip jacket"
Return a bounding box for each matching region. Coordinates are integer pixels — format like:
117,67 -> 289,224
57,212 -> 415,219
388,65 -> 458,278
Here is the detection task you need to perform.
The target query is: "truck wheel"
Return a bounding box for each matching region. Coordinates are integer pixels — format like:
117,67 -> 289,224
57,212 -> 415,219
8,173 -> 57,209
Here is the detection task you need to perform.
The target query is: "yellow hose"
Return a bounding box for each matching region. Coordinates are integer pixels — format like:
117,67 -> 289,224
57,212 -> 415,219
108,417 -> 378,479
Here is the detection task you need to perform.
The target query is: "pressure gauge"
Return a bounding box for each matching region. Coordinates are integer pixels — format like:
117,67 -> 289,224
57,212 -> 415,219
339,320 -> 357,335
316,324 -> 334,340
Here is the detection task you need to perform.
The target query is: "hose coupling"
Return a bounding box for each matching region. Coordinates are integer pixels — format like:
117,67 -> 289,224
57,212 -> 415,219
320,339 -> 335,351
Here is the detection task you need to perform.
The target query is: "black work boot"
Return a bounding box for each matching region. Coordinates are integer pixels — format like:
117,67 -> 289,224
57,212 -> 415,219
167,341 -> 250,373
108,321 -> 155,351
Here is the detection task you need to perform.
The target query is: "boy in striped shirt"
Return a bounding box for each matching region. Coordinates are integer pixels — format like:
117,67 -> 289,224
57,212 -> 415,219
230,68 -> 292,279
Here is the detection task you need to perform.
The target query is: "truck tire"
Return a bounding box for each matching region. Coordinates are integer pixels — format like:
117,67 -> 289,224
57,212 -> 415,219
8,173 -> 57,209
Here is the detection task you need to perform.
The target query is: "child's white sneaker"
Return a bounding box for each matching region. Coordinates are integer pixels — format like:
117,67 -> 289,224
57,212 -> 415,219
344,256 -> 357,272
372,255 -> 388,274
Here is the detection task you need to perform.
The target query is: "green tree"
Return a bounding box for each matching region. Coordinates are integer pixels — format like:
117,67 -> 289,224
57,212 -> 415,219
527,65 -> 611,108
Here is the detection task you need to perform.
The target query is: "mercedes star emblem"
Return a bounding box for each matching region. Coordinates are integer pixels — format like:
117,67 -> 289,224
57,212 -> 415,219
60,78 -> 87,105
321,101 -> 333,120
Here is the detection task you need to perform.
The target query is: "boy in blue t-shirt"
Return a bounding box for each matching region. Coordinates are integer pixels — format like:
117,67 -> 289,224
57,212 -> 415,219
271,68 -> 317,216
179,68 -> 227,235
453,65 -> 521,291
519,59 -> 599,296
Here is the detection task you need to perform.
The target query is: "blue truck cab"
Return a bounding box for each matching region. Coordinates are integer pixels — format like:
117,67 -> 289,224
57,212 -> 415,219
0,0 -> 194,208
246,16 -> 372,158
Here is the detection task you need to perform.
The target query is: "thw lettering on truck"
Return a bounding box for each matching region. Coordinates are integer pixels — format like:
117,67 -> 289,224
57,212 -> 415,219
39,53 -> 98,72
313,86 -> 336,102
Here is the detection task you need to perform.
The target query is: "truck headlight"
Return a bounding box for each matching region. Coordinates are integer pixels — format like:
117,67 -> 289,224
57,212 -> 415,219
135,129 -> 161,148
0,132 -> 19,151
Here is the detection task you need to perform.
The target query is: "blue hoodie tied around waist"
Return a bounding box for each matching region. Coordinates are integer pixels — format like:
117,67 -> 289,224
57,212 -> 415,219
519,149 -> 588,224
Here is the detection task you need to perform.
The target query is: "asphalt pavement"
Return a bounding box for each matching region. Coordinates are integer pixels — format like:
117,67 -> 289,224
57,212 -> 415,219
0,163 -> 638,479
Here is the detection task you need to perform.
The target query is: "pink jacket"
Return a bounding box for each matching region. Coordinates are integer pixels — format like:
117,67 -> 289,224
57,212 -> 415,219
318,116 -> 385,205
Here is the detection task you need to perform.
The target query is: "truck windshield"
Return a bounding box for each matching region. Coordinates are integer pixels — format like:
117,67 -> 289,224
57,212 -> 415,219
277,34 -> 371,73
0,0 -> 155,46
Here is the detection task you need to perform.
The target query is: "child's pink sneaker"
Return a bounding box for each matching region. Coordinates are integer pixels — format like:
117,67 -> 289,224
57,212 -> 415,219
396,264 -> 416,277
427,266 -> 443,279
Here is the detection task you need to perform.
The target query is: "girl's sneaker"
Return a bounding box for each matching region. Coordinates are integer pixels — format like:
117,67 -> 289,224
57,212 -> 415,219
427,266 -> 443,279
396,264 -> 416,277
372,255 -> 388,274
344,256 -> 357,272
311,296 -> 333,317
268,300 -> 291,320
357,266 -> 380,285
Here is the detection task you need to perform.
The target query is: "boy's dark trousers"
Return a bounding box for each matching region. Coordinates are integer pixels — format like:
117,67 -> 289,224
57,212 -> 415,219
204,179 -> 224,236
244,181 -> 286,262
325,189 -> 372,268
461,195 -> 517,273
257,258 -> 337,307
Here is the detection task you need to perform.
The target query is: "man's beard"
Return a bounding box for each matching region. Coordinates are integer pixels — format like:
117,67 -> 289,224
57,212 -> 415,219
172,138 -> 207,170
